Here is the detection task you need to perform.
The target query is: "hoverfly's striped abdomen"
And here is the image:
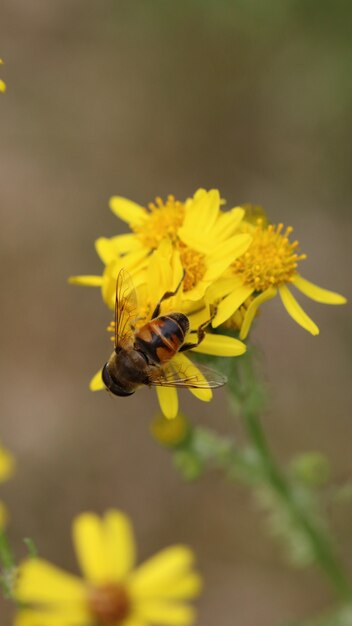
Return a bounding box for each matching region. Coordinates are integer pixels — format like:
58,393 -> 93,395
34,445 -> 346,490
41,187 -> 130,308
135,313 -> 190,365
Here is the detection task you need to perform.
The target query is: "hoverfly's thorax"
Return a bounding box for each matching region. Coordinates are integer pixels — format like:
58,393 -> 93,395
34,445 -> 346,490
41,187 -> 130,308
135,313 -> 190,365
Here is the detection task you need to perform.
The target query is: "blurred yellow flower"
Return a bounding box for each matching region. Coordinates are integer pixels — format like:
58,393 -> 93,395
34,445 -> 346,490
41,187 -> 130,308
0,58 -> 6,93
150,412 -> 190,448
0,442 -> 15,530
89,242 -> 246,419
211,218 -> 346,338
15,509 -> 201,626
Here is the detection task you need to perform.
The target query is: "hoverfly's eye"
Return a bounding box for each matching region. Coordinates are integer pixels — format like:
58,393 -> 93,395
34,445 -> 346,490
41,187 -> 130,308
102,363 -> 135,397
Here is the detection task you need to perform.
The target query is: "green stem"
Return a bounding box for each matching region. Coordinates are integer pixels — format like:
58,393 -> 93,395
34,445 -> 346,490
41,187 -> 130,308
0,530 -> 15,599
236,350 -> 352,601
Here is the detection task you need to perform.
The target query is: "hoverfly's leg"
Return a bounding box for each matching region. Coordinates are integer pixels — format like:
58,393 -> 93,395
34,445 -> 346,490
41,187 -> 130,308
151,271 -> 186,319
179,317 -> 212,352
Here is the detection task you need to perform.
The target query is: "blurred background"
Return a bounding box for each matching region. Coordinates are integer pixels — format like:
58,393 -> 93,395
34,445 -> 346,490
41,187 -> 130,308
0,1 -> 351,624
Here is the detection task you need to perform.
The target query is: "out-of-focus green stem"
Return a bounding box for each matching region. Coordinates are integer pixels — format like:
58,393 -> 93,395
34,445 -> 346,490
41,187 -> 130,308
235,349 -> 352,602
0,530 -> 15,598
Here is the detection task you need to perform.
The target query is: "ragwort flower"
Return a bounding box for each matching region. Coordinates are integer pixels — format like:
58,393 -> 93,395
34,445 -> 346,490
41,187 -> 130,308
70,188 -> 252,309
211,216 -> 346,339
90,241 -> 247,419
0,441 -> 15,529
15,509 -> 201,626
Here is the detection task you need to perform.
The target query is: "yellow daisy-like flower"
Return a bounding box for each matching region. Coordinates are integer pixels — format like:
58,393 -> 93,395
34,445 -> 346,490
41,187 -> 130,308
14,509 -> 202,626
0,442 -> 15,530
70,188 -> 252,308
0,58 -> 6,93
211,218 -> 346,339
90,241 -> 247,419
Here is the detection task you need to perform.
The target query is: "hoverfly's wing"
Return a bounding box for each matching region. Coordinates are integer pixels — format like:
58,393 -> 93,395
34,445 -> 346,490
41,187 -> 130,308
149,354 -> 227,390
114,268 -> 138,349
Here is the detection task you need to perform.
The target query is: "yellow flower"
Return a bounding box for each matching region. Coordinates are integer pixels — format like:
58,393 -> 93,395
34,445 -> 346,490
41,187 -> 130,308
0,442 -> 15,530
70,189 -> 252,307
150,412 -> 190,448
90,242 -> 247,419
15,509 -> 202,626
211,218 -> 346,339
0,58 -> 6,93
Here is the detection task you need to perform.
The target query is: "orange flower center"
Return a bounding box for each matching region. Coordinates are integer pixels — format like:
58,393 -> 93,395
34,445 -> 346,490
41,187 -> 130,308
132,195 -> 185,249
177,242 -> 206,292
88,583 -> 130,625
232,220 -> 306,291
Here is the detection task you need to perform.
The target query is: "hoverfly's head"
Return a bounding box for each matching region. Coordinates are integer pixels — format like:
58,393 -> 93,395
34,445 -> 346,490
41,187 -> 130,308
102,363 -> 135,397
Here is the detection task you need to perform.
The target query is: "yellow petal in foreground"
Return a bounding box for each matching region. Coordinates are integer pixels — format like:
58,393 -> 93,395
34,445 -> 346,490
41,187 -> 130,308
15,604 -> 91,626
156,386 -> 179,420
292,275 -> 347,304
89,369 -> 105,391
73,513 -> 111,584
129,546 -> 195,594
191,333 -> 246,357
15,559 -> 86,603
240,287 -> 277,339
109,196 -> 147,227
0,444 -> 15,482
134,572 -> 202,601
104,509 -> 136,580
137,600 -> 195,625
279,285 -> 319,335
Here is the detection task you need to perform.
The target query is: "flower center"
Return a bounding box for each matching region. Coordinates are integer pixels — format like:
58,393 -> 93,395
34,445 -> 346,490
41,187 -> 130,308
132,195 -> 185,249
88,583 -> 130,626
232,220 -> 306,291
177,242 -> 207,292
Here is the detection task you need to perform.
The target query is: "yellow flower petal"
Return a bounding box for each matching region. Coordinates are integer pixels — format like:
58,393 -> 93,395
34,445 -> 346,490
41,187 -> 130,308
210,207 -> 245,240
136,601 -> 196,626
68,275 -> 104,287
122,618 -> 147,626
15,605 -> 89,626
172,354 -> 212,402
292,275 -> 347,305
129,546 -> 195,594
279,285 -> 319,335
89,369 -> 105,391
206,276 -> 243,303
0,80 -> 6,93
109,196 -> 147,227
104,509 -> 136,580
191,333 -> 246,357
110,233 -> 144,254
212,285 -> 254,328
15,559 -> 86,603
240,287 -> 277,339
181,189 -> 220,236
210,233 -> 252,264
95,238 -> 118,264
132,572 -> 202,601
156,386 -> 179,420
0,444 -> 15,482
72,513 -> 111,584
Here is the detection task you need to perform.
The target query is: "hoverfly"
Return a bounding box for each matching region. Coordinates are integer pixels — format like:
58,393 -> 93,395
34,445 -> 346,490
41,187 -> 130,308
102,269 -> 227,397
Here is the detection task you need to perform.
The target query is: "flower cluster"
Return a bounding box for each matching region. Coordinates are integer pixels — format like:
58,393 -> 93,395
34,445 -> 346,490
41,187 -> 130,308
14,509 -> 201,626
70,189 -> 345,418
0,441 -> 15,529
